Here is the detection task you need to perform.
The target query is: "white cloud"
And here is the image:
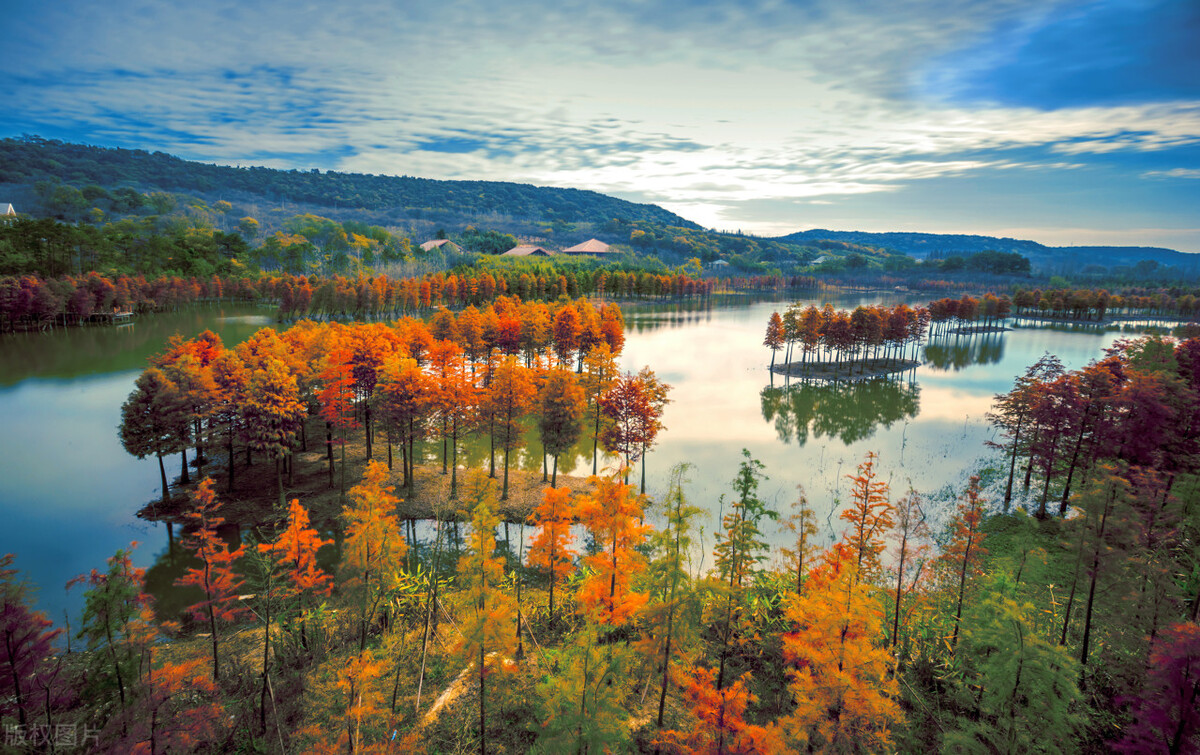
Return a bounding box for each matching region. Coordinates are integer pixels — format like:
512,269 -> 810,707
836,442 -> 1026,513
1142,168 -> 1200,179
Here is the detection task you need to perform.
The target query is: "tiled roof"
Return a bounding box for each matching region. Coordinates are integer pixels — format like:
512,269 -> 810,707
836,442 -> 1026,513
562,238 -> 612,254
502,245 -> 554,256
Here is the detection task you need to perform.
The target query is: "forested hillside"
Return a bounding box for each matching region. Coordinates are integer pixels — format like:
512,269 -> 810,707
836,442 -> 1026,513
0,136 -> 698,228
778,228 -> 1196,274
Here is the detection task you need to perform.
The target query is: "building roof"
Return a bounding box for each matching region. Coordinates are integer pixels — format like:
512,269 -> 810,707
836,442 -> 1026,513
562,238 -> 612,255
502,245 -> 554,257
1,204 -> 14,216
420,239 -> 459,251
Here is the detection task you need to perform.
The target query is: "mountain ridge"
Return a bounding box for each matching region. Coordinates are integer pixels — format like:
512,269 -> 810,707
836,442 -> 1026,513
0,136 -> 699,230
776,228 -> 1195,271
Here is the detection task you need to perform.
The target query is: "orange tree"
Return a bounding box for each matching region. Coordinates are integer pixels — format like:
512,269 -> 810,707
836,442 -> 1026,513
318,347 -> 359,502
483,356 -> 535,500
575,473 -> 650,627
778,543 -> 903,753
175,478 -> 247,682
455,475 -> 517,754
526,486 -> 577,617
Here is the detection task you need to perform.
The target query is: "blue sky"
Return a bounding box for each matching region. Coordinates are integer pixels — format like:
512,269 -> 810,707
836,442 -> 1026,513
2,0 -> 1198,250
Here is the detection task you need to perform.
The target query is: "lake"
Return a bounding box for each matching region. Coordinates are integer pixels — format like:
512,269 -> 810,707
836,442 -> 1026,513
0,294 -> 1149,626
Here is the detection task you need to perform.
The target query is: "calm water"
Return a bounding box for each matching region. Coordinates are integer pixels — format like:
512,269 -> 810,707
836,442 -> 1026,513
0,295 -> 1144,626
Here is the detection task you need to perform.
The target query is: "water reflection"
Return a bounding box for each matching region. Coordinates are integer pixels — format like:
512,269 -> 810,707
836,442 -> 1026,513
923,329 -> 1006,371
0,303 -> 273,386
760,371 -> 920,446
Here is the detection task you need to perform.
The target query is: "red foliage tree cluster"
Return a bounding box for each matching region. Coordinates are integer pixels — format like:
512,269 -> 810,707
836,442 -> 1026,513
0,272 -> 259,330
119,297 -> 629,508
767,302 -> 931,373
926,293 -> 1012,333
0,265 -> 705,332
989,335 -> 1200,518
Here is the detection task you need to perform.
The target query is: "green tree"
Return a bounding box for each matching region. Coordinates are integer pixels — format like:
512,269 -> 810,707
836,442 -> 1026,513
119,367 -> 189,507
639,464 -> 705,729
710,450 -> 775,691
948,575 -> 1083,754
69,545 -> 153,728
538,368 -> 586,487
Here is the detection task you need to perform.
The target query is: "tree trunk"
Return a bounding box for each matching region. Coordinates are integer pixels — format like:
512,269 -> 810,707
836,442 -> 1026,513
157,452 -> 170,504
326,422 -> 335,486
502,447 -> 510,500
365,404 -> 372,460
1059,512 -> 1090,646
592,409 -> 601,475
276,457 -> 285,509
450,419 -> 459,499
479,640 -> 487,755
891,531 -> 908,649
226,427 -> 235,493
1080,481 -> 1116,681
259,570 -> 272,734
951,532 -> 975,651
1003,411 -> 1025,508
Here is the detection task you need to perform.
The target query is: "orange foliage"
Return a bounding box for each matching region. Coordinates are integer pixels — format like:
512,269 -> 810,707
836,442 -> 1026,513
779,543 -> 903,753
261,498 -> 333,598
526,486 -> 577,615
655,667 -> 780,755
176,479 -> 246,624
115,657 -> 225,754
839,451 -> 894,584
575,475 -> 650,625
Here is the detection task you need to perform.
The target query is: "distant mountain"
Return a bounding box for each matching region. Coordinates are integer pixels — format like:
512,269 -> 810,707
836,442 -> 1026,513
0,136 -> 699,229
776,229 -> 1197,272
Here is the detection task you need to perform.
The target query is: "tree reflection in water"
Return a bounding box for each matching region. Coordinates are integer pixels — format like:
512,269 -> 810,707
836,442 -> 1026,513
923,329 -> 1006,371
760,370 -> 920,446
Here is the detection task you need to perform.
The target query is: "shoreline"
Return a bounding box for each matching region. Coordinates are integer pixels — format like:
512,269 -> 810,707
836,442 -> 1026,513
136,420 -> 603,530
770,356 -> 920,382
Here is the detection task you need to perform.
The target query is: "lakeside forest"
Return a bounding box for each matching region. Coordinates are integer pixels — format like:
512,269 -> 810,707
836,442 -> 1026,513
1,297 -> 1198,753
1,139 -> 1199,754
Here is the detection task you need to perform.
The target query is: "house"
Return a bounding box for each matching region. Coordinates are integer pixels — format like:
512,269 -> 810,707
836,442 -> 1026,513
502,245 -> 554,257
709,259 -> 730,269
420,239 -> 461,253
561,238 -> 613,256
0,204 -> 14,226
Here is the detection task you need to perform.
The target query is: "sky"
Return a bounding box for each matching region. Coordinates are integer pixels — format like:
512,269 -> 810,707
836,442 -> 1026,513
2,0 -> 1198,251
